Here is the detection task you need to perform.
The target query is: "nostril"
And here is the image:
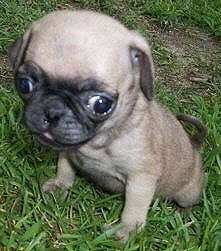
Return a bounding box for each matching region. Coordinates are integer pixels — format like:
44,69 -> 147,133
45,107 -> 63,124
43,118 -> 50,125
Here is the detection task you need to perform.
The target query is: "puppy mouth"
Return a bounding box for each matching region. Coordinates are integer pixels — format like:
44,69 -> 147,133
36,131 -> 93,150
36,131 -> 75,150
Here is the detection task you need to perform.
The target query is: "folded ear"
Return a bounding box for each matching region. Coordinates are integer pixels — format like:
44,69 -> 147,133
129,32 -> 154,101
8,29 -> 32,71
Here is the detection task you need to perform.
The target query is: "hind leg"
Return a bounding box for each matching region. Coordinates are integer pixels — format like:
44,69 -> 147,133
174,162 -> 204,209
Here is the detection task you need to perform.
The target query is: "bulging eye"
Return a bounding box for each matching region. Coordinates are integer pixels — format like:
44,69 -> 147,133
88,95 -> 114,115
17,77 -> 34,95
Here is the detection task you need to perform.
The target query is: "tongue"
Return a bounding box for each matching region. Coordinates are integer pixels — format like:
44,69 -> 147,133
43,132 -> 54,140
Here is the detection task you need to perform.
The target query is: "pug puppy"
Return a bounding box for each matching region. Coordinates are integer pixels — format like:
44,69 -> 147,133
8,10 -> 206,242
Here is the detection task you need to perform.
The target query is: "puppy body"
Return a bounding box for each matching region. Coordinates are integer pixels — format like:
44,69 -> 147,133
9,10 -> 205,242
73,97 -> 203,203
44,95 -> 204,241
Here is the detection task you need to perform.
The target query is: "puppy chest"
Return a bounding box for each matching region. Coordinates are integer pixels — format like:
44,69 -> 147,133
69,150 -> 126,185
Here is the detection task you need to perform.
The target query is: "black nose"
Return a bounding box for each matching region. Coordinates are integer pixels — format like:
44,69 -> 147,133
44,106 -> 64,124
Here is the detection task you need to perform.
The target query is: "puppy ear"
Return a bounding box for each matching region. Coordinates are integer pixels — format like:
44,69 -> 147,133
8,30 -> 32,71
129,33 -> 154,101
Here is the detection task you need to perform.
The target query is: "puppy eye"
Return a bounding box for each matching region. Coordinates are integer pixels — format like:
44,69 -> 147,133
17,77 -> 34,95
88,95 -> 113,115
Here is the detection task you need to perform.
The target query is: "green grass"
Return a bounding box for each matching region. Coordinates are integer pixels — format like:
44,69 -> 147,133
0,1 -> 220,250
128,0 -> 221,39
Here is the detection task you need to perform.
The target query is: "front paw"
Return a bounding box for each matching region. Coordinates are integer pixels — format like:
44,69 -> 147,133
114,227 -> 131,243
104,222 -> 137,243
42,179 -> 59,193
42,179 -> 69,200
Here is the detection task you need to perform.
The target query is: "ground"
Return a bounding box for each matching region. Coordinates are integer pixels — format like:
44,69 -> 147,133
154,27 -> 221,89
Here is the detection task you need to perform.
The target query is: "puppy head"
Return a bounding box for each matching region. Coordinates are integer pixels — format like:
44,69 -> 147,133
8,10 -> 154,150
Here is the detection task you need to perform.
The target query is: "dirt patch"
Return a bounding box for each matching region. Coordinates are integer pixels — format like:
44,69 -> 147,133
153,27 -> 221,88
0,53 -> 13,85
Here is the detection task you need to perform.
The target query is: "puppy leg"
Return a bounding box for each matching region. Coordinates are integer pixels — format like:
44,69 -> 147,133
43,152 -> 75,200
116,174 -> 157,242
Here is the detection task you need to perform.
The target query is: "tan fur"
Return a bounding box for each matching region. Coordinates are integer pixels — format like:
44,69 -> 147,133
8,10 -> 205,242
